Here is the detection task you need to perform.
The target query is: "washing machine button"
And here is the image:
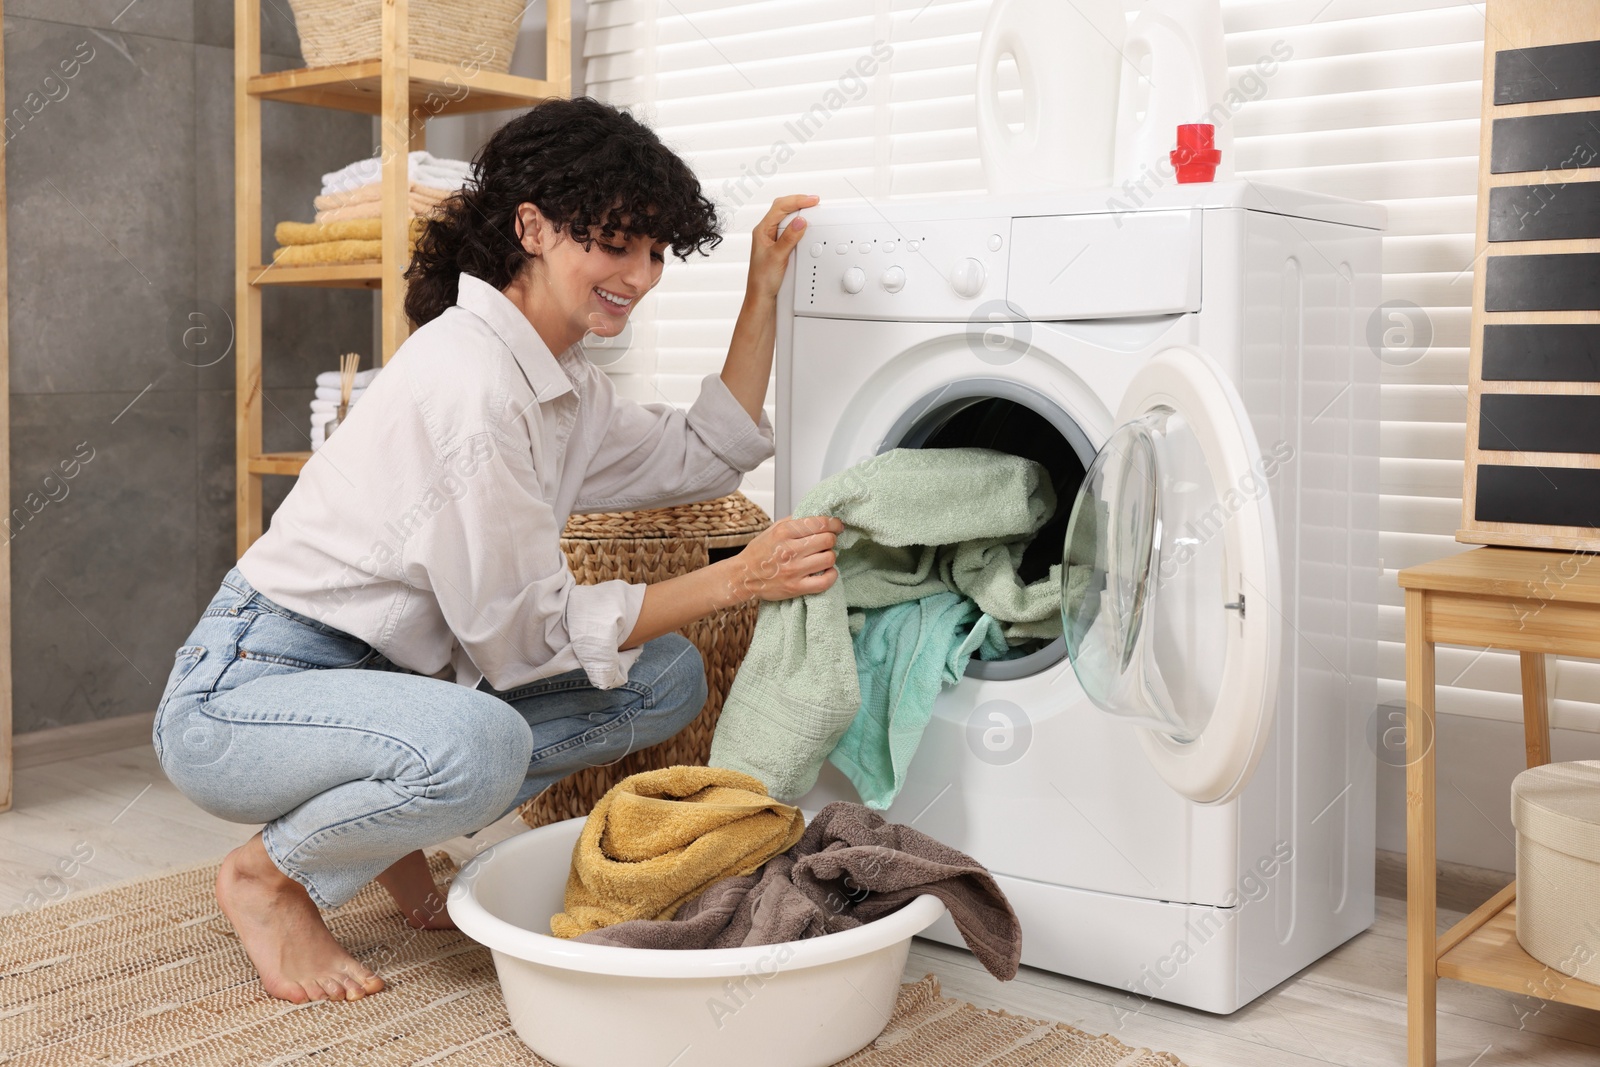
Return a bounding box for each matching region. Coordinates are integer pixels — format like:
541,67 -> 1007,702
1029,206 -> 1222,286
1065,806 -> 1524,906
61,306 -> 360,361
810,242 -> 824,258
835,243 -> 850,255
882,240 -> 897,253
842,266 -> 867,294
858,242 -> 873,254
881,265 -> 906,293
950,257 -> 986,298
908,239 -> 921,251
987,233 -> 1004,252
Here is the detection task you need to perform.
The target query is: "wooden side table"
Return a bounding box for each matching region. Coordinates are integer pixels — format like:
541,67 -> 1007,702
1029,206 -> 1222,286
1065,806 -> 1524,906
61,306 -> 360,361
1399,547 -> 1600,1066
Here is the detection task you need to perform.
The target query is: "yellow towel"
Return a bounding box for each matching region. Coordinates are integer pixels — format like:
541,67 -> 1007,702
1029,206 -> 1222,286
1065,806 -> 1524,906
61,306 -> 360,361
313,180 -> 454,212
549,766 -> 806,939
270,239 -> 382,266
270,218 -> 428,267
274,218 -> 383,245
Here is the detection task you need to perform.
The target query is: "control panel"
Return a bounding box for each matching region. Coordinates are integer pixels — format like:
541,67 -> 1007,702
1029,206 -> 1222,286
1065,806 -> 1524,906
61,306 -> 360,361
793,207 -> 1202,322
795,217 -> 1015,322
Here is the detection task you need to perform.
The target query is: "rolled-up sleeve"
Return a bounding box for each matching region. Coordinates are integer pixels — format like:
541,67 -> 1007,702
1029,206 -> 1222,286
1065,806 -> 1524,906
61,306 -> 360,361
406,431 -> 647,691
577,370 -> 775,511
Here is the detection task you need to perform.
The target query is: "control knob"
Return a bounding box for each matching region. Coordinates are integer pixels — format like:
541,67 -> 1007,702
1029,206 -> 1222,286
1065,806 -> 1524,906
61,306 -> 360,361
950,257 -> 985,298
842,266 -> 866,294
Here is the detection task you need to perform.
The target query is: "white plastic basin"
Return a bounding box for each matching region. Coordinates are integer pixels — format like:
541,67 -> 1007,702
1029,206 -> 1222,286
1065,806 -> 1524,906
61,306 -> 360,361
447,814 -> 946,1067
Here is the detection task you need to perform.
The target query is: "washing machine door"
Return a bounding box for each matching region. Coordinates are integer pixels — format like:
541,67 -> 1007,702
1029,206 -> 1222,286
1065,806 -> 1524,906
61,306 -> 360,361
1061,345 -> 1281,806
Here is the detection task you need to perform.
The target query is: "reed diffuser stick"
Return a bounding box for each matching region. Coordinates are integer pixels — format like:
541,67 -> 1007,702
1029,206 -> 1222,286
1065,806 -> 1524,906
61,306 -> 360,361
331,352 -> 359,436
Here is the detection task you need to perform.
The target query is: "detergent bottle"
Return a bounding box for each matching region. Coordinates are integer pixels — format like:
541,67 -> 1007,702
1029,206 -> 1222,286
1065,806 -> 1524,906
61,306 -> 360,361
975,0 -> 1125,194
1112,0 -> 1233,187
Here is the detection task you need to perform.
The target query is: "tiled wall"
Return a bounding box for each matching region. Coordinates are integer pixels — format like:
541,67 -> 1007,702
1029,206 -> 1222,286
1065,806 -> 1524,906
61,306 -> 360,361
5,1 -> 374,732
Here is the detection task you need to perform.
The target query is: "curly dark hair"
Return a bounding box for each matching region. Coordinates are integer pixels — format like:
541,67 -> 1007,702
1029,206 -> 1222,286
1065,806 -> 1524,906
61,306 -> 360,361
404,96 -> 722,328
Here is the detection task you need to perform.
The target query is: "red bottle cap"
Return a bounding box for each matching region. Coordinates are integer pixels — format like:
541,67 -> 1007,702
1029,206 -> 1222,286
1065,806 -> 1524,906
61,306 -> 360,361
1171,124 -> 1222,184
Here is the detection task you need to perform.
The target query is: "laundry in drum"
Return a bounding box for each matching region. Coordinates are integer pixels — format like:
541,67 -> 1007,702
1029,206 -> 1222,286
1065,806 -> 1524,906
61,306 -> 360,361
709,445 -> 1087,809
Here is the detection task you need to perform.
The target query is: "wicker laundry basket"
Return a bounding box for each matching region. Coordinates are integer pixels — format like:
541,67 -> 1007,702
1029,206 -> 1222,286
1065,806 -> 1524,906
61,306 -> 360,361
516,491 -> 772,829
287,0 -> 525,72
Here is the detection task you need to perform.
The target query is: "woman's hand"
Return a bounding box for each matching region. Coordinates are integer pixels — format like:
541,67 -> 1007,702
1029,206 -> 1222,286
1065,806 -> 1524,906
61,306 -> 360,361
730,515 -> 844,602
625,514 -> 842,648
746,194 -> 820,302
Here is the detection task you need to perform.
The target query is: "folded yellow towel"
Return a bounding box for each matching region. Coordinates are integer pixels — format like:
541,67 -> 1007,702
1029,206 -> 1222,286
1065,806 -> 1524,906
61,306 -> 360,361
315,195 -> 448,224
270,218 -> 429,267
549,766 -> 806,939
274,218 -> 384,245
271,239 -> 382,266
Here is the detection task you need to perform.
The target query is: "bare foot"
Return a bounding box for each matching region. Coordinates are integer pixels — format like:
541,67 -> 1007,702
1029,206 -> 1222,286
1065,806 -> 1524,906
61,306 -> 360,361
215,832 -> 386,1004
375,850 -> 456,930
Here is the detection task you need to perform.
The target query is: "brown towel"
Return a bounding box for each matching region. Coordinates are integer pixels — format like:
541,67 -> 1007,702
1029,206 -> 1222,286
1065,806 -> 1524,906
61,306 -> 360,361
549,766 -> 806,939
572,801 -> 1023,981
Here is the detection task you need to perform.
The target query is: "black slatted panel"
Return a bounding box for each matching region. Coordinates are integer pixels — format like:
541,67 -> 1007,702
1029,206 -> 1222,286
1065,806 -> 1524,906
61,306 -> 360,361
1475,464 -> 1600,528
1490,112 -> 1600,174
1488,181 -> 1600,241
1485,253 -> 1600,311
1474,37 -> 1600,542
1479,394 -> 1600,453
1495,41 -> 1600,104
1482,324 -> 1600,381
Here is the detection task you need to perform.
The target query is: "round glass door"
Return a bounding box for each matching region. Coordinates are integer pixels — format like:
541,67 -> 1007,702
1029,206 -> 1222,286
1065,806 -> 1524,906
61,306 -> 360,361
1059,346 -> 1281,805
1062,407 -> 1229,742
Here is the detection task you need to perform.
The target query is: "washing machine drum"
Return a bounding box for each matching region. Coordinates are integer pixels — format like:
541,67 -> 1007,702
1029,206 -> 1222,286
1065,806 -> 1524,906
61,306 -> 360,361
1061,346 -> 1283,806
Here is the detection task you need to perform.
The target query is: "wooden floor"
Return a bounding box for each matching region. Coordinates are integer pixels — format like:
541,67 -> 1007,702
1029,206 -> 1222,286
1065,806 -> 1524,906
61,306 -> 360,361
5,716 -> 1600,1066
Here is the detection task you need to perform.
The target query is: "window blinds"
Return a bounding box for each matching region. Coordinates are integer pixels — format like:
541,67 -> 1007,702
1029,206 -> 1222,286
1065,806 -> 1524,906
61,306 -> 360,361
583,0 -> 1599,731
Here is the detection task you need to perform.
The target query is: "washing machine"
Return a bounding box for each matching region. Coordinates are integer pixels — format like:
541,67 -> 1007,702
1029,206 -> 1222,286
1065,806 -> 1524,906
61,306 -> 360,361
777,181 -> 1383,1013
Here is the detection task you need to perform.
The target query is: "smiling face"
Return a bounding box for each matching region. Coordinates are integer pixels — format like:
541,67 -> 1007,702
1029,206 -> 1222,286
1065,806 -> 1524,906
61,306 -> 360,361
502,202 -> 669,355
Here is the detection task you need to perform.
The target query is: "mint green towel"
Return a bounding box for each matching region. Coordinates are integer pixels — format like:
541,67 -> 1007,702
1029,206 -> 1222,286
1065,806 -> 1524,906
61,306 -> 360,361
829,593 -> 1010,810
708,447 -> 1061,802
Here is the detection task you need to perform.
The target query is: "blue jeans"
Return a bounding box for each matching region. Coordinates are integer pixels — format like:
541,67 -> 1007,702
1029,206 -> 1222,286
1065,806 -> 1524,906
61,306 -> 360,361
154,566 -> 707,908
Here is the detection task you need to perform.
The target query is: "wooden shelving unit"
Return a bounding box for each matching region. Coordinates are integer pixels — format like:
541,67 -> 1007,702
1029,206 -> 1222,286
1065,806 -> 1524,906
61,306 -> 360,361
246,262 -> 383,289
1399,547 -> 1600,1065
1435,886 -> 1600,1011
247,58 -> 568,114
233,0 -> 570,553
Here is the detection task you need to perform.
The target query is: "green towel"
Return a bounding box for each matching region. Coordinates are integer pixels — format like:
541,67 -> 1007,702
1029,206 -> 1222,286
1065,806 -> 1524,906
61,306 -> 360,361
828,593 -> 1010,810
938,536 -> 1062,634
1060,494 -> 1107,650
709,447 -> 1061,802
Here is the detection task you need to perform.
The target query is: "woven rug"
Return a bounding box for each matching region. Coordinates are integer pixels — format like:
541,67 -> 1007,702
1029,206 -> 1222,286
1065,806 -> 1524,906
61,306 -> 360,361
1,853 -> 1189,1066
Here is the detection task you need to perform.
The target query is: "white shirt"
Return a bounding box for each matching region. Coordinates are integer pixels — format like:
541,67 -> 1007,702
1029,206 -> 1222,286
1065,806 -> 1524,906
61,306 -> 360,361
237,271 -> 774,692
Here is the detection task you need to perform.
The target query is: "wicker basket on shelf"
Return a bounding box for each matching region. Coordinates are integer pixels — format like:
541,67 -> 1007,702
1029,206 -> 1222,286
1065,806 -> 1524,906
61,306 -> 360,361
516,491 -> 772,829
287,0 -> 526,72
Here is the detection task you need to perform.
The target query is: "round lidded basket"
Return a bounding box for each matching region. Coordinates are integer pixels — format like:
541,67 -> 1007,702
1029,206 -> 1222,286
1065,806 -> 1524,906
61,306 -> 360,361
287,0 -> 526,72
517,491 -> 771,830
1512,759 -> 1600,983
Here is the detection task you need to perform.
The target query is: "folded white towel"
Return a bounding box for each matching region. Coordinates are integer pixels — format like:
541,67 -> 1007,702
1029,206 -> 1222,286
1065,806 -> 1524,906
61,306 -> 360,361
314,366 -> 381,390
313,385 -> 368,404
321,151 -> 473,196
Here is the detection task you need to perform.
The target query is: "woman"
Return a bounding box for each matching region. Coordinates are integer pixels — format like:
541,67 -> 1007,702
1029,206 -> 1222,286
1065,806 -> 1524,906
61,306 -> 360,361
154,97 -> 842,1005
